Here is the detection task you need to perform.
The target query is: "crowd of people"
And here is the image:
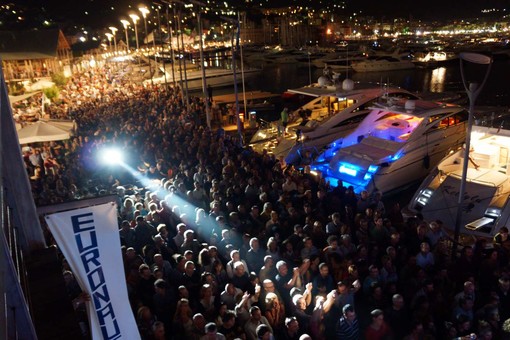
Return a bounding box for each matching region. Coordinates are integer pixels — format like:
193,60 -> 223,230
20,66 -> 510,340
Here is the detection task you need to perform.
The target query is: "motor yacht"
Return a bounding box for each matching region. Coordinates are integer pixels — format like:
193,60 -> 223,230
310,99 -> 468,194
249,78 -> 420,162
404,125 -> 510,238
148,67 -> 260,90
351,55 -> 415,72
411,51 -> 458,68
312,52 -> 368,70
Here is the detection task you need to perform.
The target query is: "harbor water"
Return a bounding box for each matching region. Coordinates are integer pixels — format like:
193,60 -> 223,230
244,59 -> 510,107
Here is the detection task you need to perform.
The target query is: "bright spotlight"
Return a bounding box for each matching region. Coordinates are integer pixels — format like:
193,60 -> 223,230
99,147 -> 124,166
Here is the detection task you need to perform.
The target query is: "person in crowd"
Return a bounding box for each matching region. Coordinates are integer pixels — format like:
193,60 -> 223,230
336,304 -> 359,340
384,294 -> 410,339
281,317 -> 300,340
173,298 -> 194,339
416,242 -> 435,270
226,250 -> 249,279
364,309 -> 392,340
34,71 -> 510,340
263,292 -> 285,331
312,262 -> 334,297
245,306 -> 273,340
246,237 -> 265,273
202,322 -> 226,340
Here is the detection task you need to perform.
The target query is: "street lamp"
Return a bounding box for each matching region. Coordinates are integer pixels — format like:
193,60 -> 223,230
139,6 -> 153,85
129,13 -> 140,50
221,14 -> 243,146
189,0 -> 210,128
138,7 -> 154,85
105,32 -> 113,53
109,26 -> 118,54
139,6 -> 150,44
120,19 -> 131,52
452,52 -> 492,259
308,51 -> 312,86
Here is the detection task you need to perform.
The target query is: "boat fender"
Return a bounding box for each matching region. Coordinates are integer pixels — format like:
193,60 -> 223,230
423,154 -> 430,169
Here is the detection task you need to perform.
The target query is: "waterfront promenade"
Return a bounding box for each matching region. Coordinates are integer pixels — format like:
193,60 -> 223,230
17,66 -> 510,340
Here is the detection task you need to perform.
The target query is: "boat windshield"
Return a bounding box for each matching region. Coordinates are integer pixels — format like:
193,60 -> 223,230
369,113 -> 423,142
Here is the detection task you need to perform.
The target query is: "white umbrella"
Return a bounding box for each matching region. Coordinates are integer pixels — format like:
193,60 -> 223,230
17,121 -> 71,144
8,91 -> 41,104
40,119 -> 76,133
24,79 -> 55,92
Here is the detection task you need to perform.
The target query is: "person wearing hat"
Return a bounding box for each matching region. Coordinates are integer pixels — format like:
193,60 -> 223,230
335,280 -> 360,310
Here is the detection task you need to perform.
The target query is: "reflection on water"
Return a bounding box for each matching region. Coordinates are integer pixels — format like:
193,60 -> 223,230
430,67 -> 446,93
196,52 -> 510,106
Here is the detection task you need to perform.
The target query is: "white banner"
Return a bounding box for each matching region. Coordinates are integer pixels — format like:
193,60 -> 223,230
46,202 -> 140,340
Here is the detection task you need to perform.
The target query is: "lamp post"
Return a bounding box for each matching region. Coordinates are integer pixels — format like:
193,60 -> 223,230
153,3 -> 167,87
452,52 -> 492,260
308,51 -> 312,85
221,15 -> 243,146
139,6 -> 153,86
154,5 -> 164,86
108,26 -> 118,54
105,32 -> 113,53
129,14 -> 140,50
176,6 -> 190,108
139,7 -> 150,45
120,19 -> 130,52
189,0 -> 210,128
160,0 -> 176,87
161,0 -> 188,104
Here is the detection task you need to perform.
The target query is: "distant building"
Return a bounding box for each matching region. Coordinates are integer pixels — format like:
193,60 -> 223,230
0,29 -> 73,81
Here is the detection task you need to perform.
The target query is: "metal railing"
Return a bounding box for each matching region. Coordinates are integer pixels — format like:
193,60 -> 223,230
1,62 -> 39,339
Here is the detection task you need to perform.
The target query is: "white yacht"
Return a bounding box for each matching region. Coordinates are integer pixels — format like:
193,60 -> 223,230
312,52 -> 368,71
249,79 -> 420,162
404,125 -> 510,238
310,99 -> 468,194
148,67 -> 260,90
411,51 -> 458,68
351,56 -> 415,72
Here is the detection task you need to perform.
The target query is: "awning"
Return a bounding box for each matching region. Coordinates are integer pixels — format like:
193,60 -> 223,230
17,120 -> 72,144
9,91 -> 41,104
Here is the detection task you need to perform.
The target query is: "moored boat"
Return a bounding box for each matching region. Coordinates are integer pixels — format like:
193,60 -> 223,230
310,98 -> 468,194
351,55 -> 416,72
404,125 -> 510,238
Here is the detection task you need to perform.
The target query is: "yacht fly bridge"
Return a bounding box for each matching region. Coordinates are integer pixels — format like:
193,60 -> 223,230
405,126 -> 510,239
249,77 -> 397,155
249,83 -> 348,153
311,98 -> 468,194
272,84 -> 420,164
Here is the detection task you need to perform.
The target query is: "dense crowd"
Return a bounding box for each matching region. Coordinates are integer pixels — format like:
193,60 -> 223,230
22,66 -> 510,340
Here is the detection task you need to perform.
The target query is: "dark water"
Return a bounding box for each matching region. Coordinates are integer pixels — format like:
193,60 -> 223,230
238,59 -> 510,207
243,59 -> 510,107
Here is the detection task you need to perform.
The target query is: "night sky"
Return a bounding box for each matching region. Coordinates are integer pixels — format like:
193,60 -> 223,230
12,0 -> 510,31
